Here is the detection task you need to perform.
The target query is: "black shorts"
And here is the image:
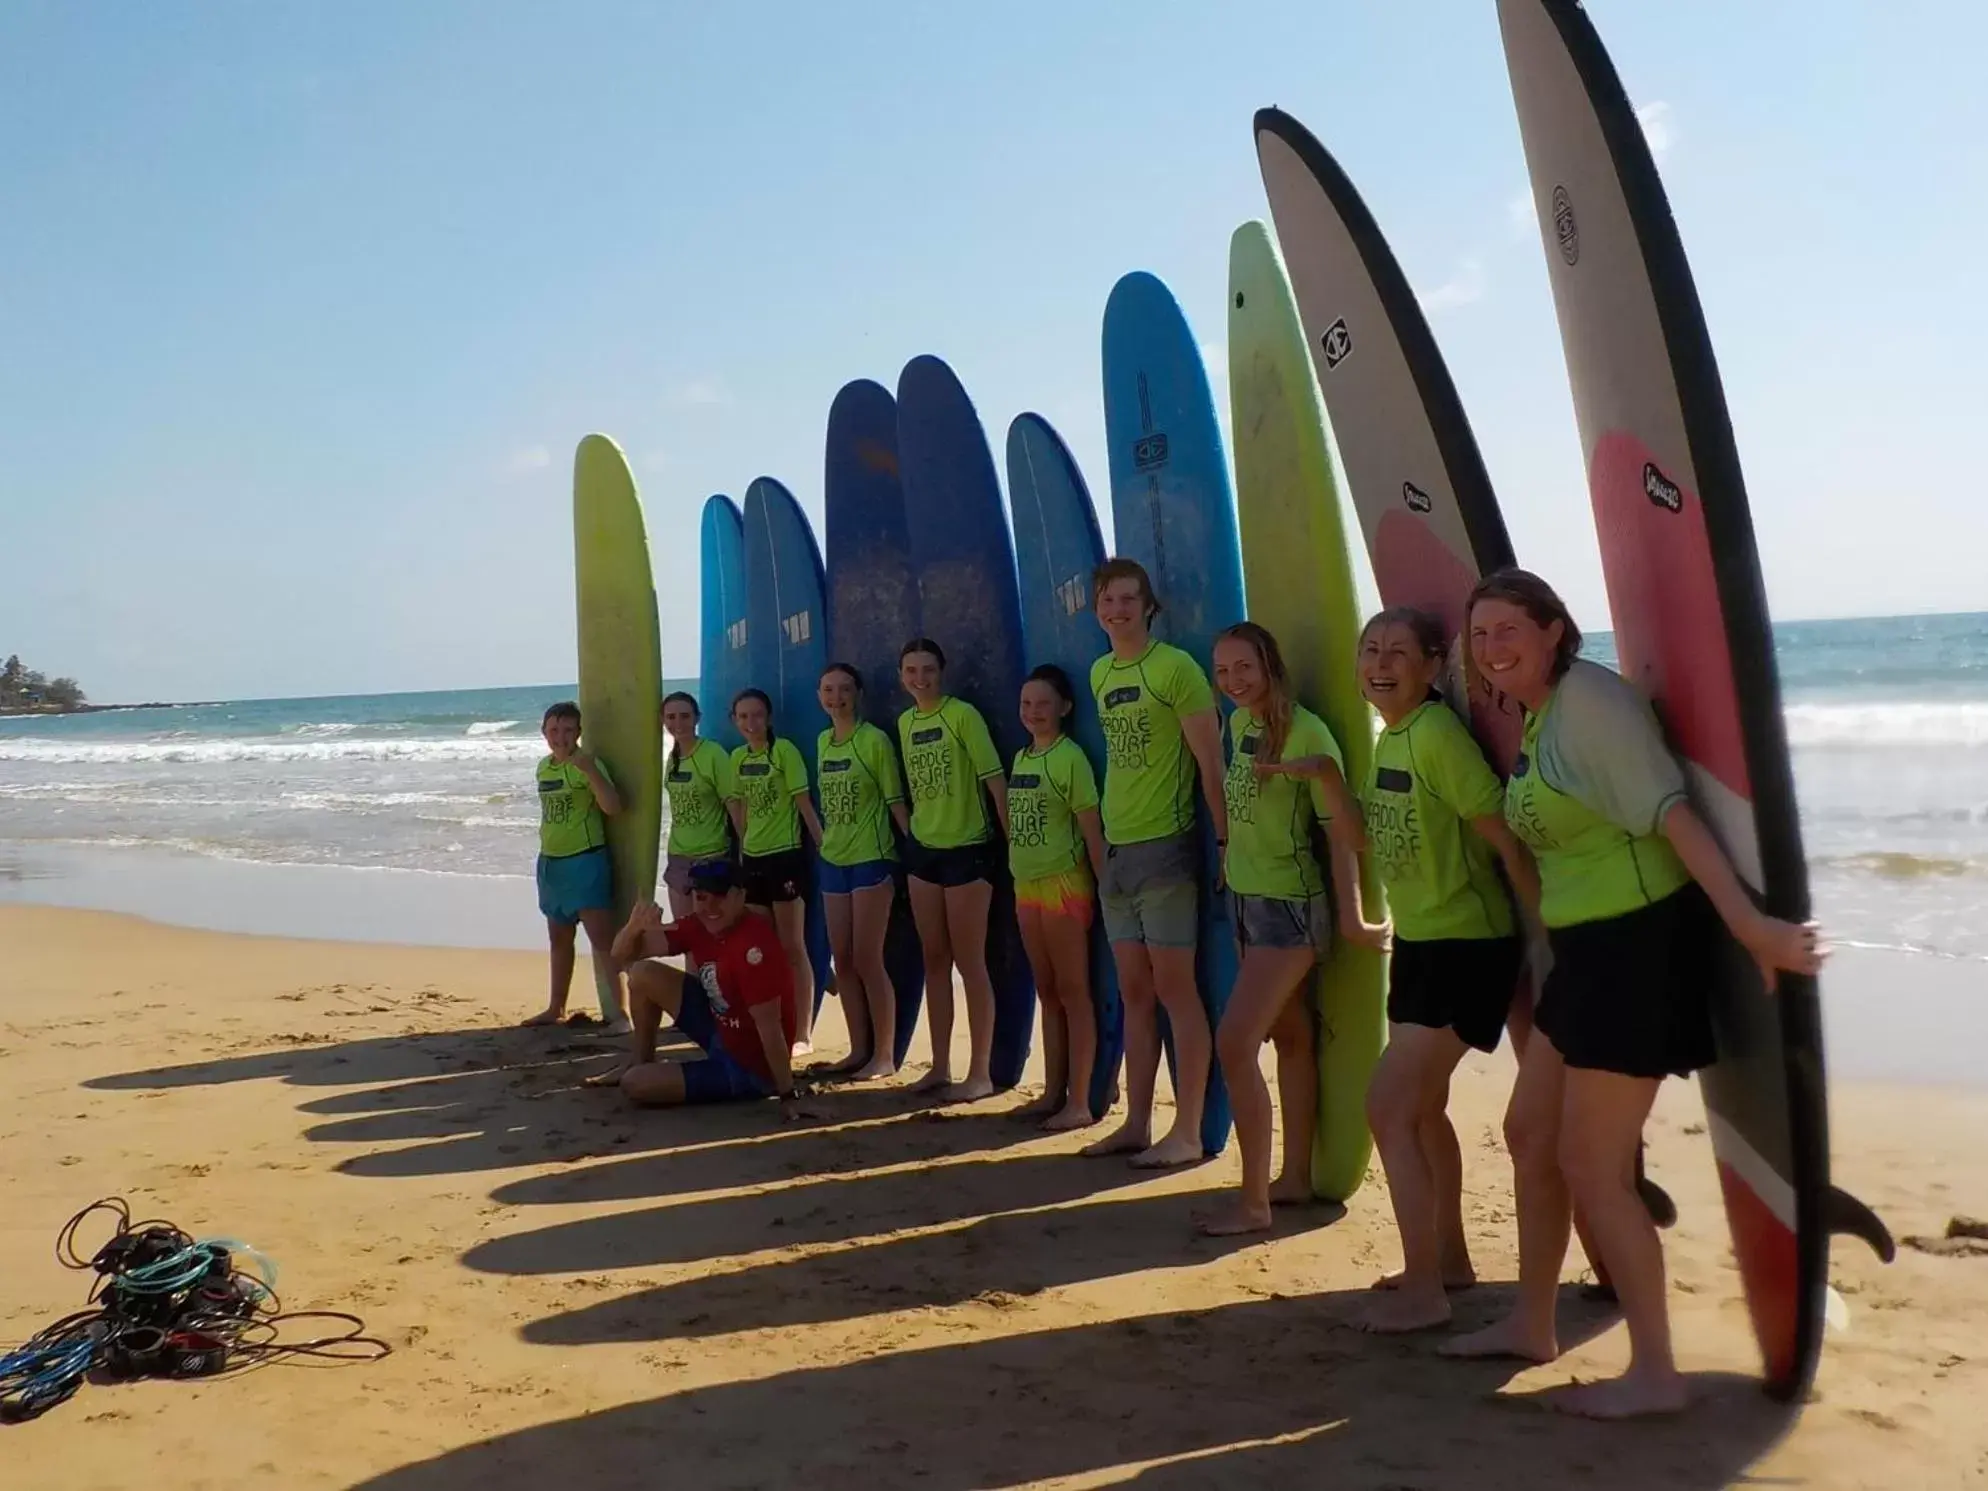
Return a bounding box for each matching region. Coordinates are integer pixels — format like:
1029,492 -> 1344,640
740,848 -> 811,907
1387,934 -> 1525,1053
904,837 -> 997,889
1537,885 -> 1718,1079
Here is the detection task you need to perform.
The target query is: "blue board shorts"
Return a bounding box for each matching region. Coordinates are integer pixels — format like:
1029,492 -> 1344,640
537,845 -> 613,926
673,974 -> 776,1103
1100,832 -> 1200,950
817,856 -> 895,896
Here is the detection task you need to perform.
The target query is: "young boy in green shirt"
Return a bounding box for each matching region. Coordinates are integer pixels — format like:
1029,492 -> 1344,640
524,701 -> 625,1030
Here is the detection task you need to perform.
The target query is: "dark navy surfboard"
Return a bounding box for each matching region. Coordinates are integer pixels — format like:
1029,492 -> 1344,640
895,354 -> 1036,1090
823,377 -> 928,1068
1007,412 -> 1125,1120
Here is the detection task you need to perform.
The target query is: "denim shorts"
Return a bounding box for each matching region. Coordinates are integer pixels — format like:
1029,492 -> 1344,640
1099,832 -> 1200,950
1230,891 -> 1331,955
817,857 -> 895,896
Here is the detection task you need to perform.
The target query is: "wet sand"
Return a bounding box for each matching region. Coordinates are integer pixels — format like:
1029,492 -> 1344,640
3,904 -> 1985,1489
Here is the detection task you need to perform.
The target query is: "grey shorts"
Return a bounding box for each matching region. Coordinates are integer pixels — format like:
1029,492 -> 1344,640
663,853 -> 697,903
1100,832 -> 1201,950
1231,891 -> 1331,955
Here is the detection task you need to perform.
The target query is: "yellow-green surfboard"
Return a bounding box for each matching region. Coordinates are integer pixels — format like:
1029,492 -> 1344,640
1228,220 -> 1388,1202
573,433 -> 663,1020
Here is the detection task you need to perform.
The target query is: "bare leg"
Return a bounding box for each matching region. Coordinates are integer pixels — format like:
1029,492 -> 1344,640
1084,942 -> 1157,1155
1202,944 -> 1314,1232
1442,1035 -> 1568,1362
819,891 -> 867,1074
1042,910 -> 1098,1130
907,876 -> 955,1092
577,908 -> 626,1029
771,897 -> 814,1053
850,881 -> 899,1080
1267,994 -> 1316,1205
585,959 -> 681,1086
940,878 -> 995,1100
1137,943 -> 1211,1168
1014,904 -> 1066,1118
1360,1024 -> 1471,1332
526,919 -> 578,1025
1553,1069 -> 1686,1418
1510,973 -> 1612,1288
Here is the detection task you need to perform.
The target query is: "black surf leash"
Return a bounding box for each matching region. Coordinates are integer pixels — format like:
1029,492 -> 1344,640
2,1198 -> 390,1423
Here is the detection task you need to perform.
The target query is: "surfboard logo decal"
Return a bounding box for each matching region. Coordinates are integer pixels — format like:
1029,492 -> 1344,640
1402,481 -> 1433,514
1321,317 -> 1353,369
1054,573 -> 1088,616
1551,185 -> 1579,265
1643,462 -> 1684,513
781,609 -> 813,645
1133,434 -> 1169,470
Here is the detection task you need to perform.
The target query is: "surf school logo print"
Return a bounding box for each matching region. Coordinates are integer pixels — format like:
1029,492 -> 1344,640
818,758 -> 864,828
1099,686 -> 1152,770
1223,732 -> 1263,826
698,961 -> 731,1015
737,759 -> 784,821
1551,186 -> 1579,265
1642,462 -> 1684,513
1365,766 -> 1422,881
906,725 -> 955,803
1008,772 -> 1050,852
1402,480 -> 1433,514
1321,317 -> 1353,370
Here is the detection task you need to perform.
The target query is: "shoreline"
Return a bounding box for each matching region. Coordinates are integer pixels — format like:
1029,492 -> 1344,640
1,904 -> 1983,1488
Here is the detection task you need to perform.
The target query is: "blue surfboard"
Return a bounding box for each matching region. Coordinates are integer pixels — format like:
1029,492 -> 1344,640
1100,270 -> 1240,1157
743,476 -> 834,1016
823,377 -> 928,1069
1006,412 -> 1125,1120
698,495 -> 748,750
895,354 -> 1036,1091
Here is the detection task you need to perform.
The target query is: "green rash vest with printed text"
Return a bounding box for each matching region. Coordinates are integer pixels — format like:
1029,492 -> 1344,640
537,755 -> 613,858
726,737 -> 811,857
816,721 -> 904,868
1222,705 -> 1341,902
897,697 -> 1003,849
1007,736 -> 1100,882
1363,700 -> 1515,943
1503,659 -> 1693,929
665,739 -> 734,860
1091,640 -> 1216,847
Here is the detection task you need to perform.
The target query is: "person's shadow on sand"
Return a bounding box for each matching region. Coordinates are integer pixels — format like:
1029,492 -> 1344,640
345,1286 -> 1790,1491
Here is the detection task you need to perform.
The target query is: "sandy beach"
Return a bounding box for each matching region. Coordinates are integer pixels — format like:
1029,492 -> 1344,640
2,903 -> 1985,1490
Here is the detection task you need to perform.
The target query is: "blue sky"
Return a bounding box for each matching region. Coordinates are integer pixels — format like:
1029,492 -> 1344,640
1,0 -> 1981,702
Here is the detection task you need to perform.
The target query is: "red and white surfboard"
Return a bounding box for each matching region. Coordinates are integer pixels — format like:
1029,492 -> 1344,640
1498,0 -> 1890,1401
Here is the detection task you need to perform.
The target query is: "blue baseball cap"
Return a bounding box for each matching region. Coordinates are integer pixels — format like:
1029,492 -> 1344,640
686,859 -> 741,894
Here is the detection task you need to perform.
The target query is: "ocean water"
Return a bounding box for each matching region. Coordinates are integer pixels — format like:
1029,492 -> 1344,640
3,618 -> 1986,962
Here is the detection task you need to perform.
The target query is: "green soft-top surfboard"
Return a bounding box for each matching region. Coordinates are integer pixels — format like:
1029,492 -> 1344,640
573,433 -> 663,1021
1228,221 -> 1389,1202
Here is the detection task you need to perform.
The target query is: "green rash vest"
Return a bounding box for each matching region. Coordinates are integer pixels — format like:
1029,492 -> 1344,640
726,736 -> 811,858
1006,736 -> 1100,882
1504,659 -> 1693,929
1091,640 -> 1216,847
815,721 -> 904,868
665,739 -> 734,861
537,755 -> 613,858
1222,704 -> 1342,902
1363,699 -> 1516,943
897,697 -> 1003,850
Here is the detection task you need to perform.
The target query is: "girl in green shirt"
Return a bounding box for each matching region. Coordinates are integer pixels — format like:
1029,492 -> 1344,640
897,637 -> 1008,1101
661,691 -> 736,927
1008,664 -> 1106,1132
1348,608 -> 1540,1335
1440,569 -> 1823,1421
725,688 -> 824,1054
1203,622 -> 1381,1238
815,662 -> 910,1081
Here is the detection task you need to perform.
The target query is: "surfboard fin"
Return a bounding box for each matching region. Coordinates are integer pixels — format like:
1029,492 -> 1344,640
1826,1186 -> 1896,1263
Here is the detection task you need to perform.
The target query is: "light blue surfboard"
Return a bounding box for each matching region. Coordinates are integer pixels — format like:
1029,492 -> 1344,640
824,377 -> 928,1068
1101,270 -> 1240,1157
744,476 -> 833,1015
698,495 -> 749,750
1006,412 -> 1125,1120
896,354 -> 1036,1090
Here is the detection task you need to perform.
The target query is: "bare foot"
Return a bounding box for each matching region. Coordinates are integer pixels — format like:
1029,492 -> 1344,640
521,1007 -> 564,1028
1012,1093 -> 1063,1120
581,1061 -> 631,1089
1080,1123 -> 1150,1158
1042,1103 -> 1097,1133
791,1040 -> 814,1060
1199,1197 -> 1274,1236
908,1067 -> 954,1095
815,1053 -> 869,1078
1268,1173 -> 1312,1206
938,1076 -> 996,1104
1371,1265 -> 1477,1293
1131,1132 -> 1204,1169
1438,1316 -> 1558,1363
1550,1369 -> 1689,1419
850,1058 -> 897,1082
1355,1286 -> 1453,1334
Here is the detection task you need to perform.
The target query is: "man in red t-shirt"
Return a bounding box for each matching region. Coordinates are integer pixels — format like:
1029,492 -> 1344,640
593,859 -> 799,1106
